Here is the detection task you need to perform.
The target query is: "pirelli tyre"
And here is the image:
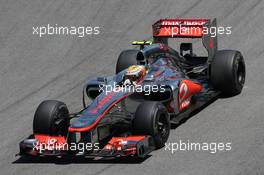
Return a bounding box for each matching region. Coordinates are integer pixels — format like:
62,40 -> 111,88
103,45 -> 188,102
211,50 -> 246,96
116,49 -> 139,74
33,100 -> 69,137
134,101 -> 170,149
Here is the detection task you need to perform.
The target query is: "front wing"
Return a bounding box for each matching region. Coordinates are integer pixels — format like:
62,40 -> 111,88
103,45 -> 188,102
19,134 -> 155,158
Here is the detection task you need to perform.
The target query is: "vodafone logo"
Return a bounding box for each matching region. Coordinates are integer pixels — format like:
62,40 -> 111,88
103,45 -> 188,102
180,98 -> 191,109
179,82 -> 188,103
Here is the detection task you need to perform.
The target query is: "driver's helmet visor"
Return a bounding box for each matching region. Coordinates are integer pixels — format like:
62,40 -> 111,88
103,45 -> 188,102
125,74 -> 139,82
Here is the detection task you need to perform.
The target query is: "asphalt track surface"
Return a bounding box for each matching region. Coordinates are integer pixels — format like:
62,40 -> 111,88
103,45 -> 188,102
0,0 -> 264,175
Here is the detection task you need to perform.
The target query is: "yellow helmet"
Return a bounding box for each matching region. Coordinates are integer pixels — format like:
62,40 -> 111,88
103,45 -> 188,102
124,65 -> 146,84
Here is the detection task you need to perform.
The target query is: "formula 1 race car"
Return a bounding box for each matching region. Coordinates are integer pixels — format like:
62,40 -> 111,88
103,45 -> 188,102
19,18 -> 245,159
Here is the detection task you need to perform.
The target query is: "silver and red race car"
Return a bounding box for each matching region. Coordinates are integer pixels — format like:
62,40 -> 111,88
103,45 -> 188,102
19,18 -> 245,159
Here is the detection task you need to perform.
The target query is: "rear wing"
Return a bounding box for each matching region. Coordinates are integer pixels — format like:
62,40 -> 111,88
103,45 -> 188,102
152,18 -> 217,63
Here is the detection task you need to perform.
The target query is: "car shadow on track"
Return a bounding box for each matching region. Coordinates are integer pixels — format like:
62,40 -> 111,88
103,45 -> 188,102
12,155 -> 151,165
171,93 -> 229,129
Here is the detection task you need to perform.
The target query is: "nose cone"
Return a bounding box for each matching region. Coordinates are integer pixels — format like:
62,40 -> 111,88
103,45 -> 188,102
68,114 -> 98,132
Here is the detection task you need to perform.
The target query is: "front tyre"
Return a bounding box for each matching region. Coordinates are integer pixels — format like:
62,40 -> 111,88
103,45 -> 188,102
33,100 -> 69,137
134,102 -> 170,149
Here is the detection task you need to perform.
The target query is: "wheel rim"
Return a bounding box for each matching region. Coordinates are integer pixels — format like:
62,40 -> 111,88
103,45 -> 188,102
53,109 -> 69,136
237,59 -> 245,86
156,113 -> 170,139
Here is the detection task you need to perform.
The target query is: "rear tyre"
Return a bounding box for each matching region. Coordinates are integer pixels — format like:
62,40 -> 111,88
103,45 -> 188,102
33,100 -> 69,137
211,50 -> 246,96
116,49 -> 139,74
134,101 -> 170,149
